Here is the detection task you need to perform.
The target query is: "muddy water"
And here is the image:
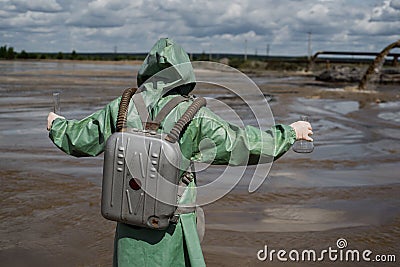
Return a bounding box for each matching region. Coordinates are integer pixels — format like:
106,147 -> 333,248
0,60 -> 399,266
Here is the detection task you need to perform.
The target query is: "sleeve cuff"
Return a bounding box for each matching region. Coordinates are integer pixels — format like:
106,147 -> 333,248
289,126 -> 297,143
49,117 -> 65,138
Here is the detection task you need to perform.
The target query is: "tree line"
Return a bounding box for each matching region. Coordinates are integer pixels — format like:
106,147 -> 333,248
0,45 -> 64,60
4,44 -> 361,72
0,45 -> 149,61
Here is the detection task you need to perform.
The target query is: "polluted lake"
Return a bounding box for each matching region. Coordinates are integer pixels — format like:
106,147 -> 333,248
0,60 -> 399,266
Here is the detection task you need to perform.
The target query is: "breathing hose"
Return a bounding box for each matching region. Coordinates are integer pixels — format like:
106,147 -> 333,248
166,96 -> 206,143
116,87 -> 137,132
115,87 -> 206,141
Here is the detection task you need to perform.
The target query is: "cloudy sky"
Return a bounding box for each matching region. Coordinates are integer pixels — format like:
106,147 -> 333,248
0,0 -> 399,56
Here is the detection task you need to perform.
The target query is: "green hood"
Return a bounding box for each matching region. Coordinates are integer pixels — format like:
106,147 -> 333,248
137,38 -> 196,108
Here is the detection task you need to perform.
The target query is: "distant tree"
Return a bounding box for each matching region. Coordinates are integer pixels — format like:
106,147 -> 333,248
0,45 -> 7,58
28,53 -> 38,59
198,50 -> 208,61
71,50 -> 77,60
0,45 -> 15,59
6,46 -> 15,59
18,50 -> 29,59
56,52 -> 64,60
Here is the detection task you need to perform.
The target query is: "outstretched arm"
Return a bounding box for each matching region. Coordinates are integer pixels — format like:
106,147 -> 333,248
190,107 -> 306,166
47,98 -> 120,157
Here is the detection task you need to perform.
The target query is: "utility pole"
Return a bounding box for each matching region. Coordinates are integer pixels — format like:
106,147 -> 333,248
114,46 -> 118,60
307,32 -> 312,60
266,43 -> 270,58
244,39 -> 248,61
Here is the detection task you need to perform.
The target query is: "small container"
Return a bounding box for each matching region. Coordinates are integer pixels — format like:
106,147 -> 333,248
53,92 -> 61,114
292,115 -> 314,153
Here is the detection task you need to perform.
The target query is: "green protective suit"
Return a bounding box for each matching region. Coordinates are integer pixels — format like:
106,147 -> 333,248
49,38 -> 296,267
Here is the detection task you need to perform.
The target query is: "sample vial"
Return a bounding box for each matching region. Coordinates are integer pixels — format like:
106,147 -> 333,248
53,92 -> 61,114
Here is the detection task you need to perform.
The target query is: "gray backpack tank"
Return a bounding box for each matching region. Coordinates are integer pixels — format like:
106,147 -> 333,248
101,87 -> 206,230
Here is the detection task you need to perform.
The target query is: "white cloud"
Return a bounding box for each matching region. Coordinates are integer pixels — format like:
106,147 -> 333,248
371,0 -> 400,22
88,0 -> 129,11
8,0 -> 62,13
296,4 -> 330,24
65,0 -> 130,28
66,12 -> 125,28
0,10 -> 61,29
220,3 -> 243,21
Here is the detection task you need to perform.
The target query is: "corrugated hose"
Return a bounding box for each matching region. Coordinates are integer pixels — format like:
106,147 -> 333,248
115,87 -> 206,141
116,87 -> 137,132
165,96 -> 206,143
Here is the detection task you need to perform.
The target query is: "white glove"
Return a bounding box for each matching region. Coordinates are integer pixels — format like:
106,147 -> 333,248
290,121 -> 313,141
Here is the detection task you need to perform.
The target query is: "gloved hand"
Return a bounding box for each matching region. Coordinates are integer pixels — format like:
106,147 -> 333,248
47,112 -> 65,131
290,121 -> 313,141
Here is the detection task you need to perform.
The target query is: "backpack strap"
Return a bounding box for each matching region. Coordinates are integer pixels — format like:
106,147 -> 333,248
170,161 -> 205,243
170,161 -> 196,224
153,95 -> 189,128
133,93 -> 189,131
132,93 -> 149,129
116,87 -> 207,137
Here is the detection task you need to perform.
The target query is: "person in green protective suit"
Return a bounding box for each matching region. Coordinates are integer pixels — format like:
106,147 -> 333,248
47,38 -> 313,267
